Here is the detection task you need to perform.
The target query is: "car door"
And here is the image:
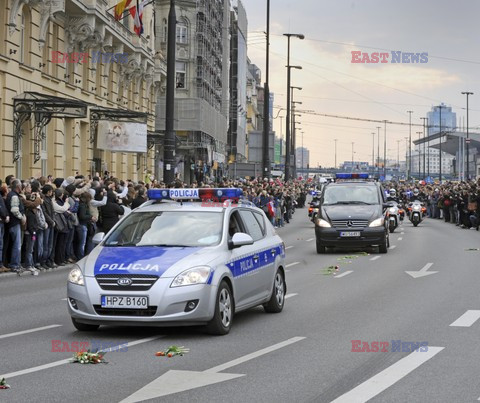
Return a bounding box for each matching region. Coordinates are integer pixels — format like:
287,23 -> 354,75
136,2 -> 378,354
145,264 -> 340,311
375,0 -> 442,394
238,209 -> 274,301
226,210 -> 261,309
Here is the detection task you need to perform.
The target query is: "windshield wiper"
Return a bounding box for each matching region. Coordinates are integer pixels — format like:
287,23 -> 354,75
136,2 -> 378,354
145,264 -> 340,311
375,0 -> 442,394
145,244 -> 191,248
333,201 -> 372,205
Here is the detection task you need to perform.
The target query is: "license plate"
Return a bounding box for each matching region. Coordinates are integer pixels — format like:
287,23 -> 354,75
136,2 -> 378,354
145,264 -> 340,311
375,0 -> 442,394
340,231 -> 361,237
101,296 -> 148,309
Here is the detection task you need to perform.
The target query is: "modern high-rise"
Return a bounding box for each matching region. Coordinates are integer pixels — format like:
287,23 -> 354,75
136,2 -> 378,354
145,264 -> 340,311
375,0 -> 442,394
155,0 -> 230,182
427,104 -> 456,136
296,147 -> 310,170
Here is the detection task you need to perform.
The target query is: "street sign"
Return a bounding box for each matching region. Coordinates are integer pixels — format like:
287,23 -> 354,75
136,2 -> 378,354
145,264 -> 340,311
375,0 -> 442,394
466,138 -> 471,144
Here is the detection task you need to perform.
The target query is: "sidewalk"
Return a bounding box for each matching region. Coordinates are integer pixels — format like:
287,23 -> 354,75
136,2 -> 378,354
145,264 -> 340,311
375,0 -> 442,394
0,263 -> 73,278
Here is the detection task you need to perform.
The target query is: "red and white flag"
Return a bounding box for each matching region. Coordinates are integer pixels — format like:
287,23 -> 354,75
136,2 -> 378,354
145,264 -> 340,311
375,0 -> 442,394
129,0 -> 147,36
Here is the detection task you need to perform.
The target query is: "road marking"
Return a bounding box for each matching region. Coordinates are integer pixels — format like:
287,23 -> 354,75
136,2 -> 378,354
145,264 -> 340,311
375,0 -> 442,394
401,232 -> 405,235
405,262 -> 438,279
450,310 -> 480,327
334,271 -> 353,278
331,347 -> 444,403
120,337 -> 306,402
370,256 -> 381,261
306,238 -> 314,242
398,237 -> 403,241
0,336 -> 161,379
390,245 -> 396,249
61,298 -> 67,301
285,269 -> 291,273
285,246 -> 294,250
0,324 -> 62,340
285,293 -> 298,299
286,262 -> 300,268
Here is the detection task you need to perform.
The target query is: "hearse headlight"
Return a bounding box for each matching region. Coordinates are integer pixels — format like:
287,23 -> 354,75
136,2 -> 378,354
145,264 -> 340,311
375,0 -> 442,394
369,217 -> 385,227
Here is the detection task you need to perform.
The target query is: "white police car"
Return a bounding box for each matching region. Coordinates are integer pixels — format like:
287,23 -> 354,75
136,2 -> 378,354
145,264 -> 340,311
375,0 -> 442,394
67,188 -> 286,335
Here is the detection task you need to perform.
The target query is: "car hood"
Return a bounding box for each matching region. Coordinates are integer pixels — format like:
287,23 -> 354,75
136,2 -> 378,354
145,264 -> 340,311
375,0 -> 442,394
322,205 -> 381,222
82,246 -> 217,278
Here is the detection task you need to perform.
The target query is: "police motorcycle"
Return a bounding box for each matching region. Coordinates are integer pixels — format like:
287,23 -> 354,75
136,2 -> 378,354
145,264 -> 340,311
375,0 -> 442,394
408,188 -> 426,227
308,191 -> 321,223
385,189 -> 402,233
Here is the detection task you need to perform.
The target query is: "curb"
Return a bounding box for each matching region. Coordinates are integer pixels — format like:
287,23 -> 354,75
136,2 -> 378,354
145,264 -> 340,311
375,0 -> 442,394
0,264 -> 73,278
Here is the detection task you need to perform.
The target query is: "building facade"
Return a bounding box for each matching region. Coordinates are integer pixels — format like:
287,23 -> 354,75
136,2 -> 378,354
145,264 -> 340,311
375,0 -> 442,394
408,147 -> 454,177
295,147 -> 309,170
427,104 -> 456,136
0,0 -> 164,181
155,0 -> 230,183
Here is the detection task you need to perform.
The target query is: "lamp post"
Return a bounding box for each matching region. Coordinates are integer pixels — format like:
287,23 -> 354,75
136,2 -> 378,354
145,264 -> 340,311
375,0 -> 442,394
372,132 -> 375,173
407,111 -> 413,180
416,131 -> 422,178
438,104 -> 444,183
163,0 -> 177,184
383,120 -> 387,178
262,0 -> 271,178
462,91 -> 473,180
420,117 -> 427,179
351,142 -> 355,171
376,126 -> 381,176
283,33 -> 304,181
291,88 -> 302,178
396,140 -> 401,172
334,139 -> 337,169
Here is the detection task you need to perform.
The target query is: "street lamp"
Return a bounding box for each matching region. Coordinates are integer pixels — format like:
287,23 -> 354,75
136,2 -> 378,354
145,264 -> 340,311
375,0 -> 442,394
372,132 -> 375,173
462,91 -> 474,180
334,139 -> 338,169
407,111 -> 413,180
164,0 -> 177,184
376,126 -> 381,176
284,33 -> 304,181
416,131 -> 422,178
420,117 -> 427,179
262,0 -> 271,178
291,87 -> 302,178
383,120 -> 388,178
351,142 -> 355,171
438,104 -> 444,183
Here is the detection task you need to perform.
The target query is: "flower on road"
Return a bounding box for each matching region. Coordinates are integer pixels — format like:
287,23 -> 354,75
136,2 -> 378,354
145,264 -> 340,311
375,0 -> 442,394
72,350 -> 107,364
0,378 -> 10,389
155,346 -> 190,357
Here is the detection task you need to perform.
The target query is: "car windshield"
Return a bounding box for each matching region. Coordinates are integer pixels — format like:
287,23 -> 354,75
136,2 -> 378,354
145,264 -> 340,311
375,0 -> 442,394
104,211 -> 224,247
322,185 -> 379,205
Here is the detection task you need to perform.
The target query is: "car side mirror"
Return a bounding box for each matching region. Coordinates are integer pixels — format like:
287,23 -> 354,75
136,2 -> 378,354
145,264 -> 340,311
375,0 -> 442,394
92,232 -> 105,245
228,232 -> 254,250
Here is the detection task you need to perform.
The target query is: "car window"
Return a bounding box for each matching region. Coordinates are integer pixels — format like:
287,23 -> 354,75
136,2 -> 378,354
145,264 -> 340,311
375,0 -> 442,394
323,185 -> 380,205
239,210 -> 264,242
252,211 -> 266,235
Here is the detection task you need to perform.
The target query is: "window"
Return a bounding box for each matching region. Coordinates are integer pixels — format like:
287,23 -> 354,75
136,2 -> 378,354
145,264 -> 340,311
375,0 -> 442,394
162,19 -> 167,42
253,212 -> 266,235
176,24 -> 187,44
176,61 -> 186,88
239,210 -> 264,242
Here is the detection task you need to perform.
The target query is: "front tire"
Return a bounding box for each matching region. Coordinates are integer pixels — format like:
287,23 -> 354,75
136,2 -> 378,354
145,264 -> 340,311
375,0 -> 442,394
206,281 -> 233,335
379,232 -> 388,253
71,317 -> 99,332
316,239 -> 326,254
264,270 -> 286,313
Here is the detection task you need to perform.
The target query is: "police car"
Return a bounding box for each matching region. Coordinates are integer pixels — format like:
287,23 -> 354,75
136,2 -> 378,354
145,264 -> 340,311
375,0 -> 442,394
67,188 -> 286,335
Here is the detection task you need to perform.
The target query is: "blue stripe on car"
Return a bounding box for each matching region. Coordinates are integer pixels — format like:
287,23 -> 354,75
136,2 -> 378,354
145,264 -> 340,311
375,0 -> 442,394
94,247 -> 201,276
226,244 -> 283,278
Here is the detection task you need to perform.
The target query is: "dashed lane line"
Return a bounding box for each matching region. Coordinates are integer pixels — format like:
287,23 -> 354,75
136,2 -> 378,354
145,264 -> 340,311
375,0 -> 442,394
0,336 -> 162,379
285,246 -> 294,250
306,238 -> 314,242
0,325 -> 62,340
286,262 -> 300,268
398,237 -> 403,241
450,310 -> 480,327
331,347 -> 444,403
370,256 -> 381,261
390,245 -> 397,249
334,271 -> 353,278
285,293 -> 298,299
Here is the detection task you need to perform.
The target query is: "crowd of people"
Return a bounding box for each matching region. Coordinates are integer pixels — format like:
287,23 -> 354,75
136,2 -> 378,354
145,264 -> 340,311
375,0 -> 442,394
385,179 -> 480,229
0,173 -> 308,275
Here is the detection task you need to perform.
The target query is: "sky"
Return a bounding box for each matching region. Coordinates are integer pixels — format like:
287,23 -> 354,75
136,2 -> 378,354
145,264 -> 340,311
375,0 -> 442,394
241,0 -> 480,168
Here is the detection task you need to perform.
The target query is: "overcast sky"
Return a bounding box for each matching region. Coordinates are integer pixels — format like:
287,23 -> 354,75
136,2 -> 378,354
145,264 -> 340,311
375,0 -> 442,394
241,0 -> 480,168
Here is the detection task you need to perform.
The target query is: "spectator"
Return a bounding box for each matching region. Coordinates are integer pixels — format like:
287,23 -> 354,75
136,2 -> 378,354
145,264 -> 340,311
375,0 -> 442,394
100,191 -> 124,234
41,184 -> 56,269
0,183 -> 9,272
77,192 -> 93,260
6,179 -> 26,273
131,186 -> 147,209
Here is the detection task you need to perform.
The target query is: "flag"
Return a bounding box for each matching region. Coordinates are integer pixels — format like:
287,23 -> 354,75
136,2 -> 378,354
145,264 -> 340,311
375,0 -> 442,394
114,0 -> 132,20
129,0 -> 147,36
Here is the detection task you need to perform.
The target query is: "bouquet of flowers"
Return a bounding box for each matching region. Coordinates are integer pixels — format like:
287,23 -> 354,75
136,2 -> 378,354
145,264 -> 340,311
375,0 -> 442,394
72,350 -> 107,364
322,265 -> 340,275
0,378 -> 10,389
155,346 -> 190,358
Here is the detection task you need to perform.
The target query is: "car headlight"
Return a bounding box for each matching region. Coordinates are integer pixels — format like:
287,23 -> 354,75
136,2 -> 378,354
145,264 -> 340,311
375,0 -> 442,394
171,266 -> 211,288
316,218 -> 331,228
369,217 -> 385,227
68,265 -> 85,286
388,207 -> 396,214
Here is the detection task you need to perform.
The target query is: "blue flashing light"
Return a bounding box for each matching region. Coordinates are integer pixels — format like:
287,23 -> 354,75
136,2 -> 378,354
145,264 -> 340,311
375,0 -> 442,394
147,188 -> 243,201
335,173 -> 370,180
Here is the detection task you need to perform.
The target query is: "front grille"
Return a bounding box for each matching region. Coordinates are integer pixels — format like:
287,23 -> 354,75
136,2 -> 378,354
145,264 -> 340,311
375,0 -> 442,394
95,274 -> 158,291
93,305 -> 157,317
331,220 -> 369,228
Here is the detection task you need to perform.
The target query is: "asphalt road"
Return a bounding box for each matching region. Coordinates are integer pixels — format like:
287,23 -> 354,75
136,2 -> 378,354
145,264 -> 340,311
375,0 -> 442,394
1,209 -> 480,403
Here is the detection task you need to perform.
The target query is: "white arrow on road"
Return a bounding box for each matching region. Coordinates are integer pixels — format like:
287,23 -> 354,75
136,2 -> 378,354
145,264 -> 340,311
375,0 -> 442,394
405,263 -> 438,278
120,336 -> 306,403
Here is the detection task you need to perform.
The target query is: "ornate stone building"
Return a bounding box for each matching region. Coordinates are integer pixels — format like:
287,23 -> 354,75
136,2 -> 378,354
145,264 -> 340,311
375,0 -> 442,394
0,0 -> 166,180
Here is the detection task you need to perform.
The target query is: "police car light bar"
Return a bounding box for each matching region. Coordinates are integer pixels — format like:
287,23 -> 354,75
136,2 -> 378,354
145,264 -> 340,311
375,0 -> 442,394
148,188 -> 243,201
335,173 -> 370,180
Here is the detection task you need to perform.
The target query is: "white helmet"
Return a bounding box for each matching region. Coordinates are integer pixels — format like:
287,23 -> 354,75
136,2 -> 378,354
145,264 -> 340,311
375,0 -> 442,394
389,188 -> 396,197
413,188 -> 419,196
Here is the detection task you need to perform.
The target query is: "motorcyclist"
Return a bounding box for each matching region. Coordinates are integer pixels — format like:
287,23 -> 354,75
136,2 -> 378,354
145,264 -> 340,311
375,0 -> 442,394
386,188 -> 400,203
411,188 -> 425,203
